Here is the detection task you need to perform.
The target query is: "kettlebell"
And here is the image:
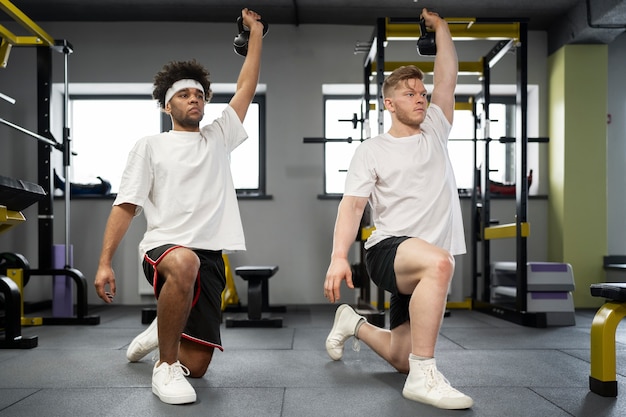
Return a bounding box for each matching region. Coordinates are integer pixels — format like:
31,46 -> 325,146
233,16 -> 269,57
416,18 -> 437,56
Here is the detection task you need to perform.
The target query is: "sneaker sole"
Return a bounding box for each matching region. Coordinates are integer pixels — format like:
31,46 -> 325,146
127,340 -> 157,362
325,304 -> 352,361
402,388 -> 473,410
127,320 -> 158,362
152,385 -> 197,405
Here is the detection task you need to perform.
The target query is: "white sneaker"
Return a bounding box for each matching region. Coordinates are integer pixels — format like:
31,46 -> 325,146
325,304 -> 365,360
127,317 -> 159,362
152,361 -> 197,405
402,357 -> 473,410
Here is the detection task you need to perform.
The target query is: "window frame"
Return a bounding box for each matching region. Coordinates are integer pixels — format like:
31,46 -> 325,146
65,93 -> 161,197
474,94 -> 518,185
322,94 -> 367,197
55,85 -> 268,199
203,94 -> 268,198
321,92 -> 522,197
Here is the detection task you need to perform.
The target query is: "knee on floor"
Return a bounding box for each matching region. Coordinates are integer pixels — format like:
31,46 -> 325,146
186,362 -> 210,378
180,341 -> 214,377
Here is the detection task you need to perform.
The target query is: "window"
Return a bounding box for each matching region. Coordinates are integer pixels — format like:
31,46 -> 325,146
55,85 -> 266,196
324,97 -> 365,195
448,97 -> 518,189
474,97 -> 517,185
323,94 -> 477,193
323,91 -> 525,195
201,96 -> 265,193
323,95 -> 392,194
69,95 -> 161,195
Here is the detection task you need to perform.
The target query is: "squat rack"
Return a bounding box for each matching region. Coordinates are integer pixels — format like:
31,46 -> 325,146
0,0 -> 99,329
360,16 -> 544,326
469,19 -> 548,327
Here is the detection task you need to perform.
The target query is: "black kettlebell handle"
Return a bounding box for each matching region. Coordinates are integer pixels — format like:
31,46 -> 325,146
234,16 -> 269,57
416,18 -> 437,56
237,16 -> 245,33
237,16 -> 268,37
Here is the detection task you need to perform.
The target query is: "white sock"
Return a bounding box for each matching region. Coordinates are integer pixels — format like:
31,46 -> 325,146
410,353 -> 433,361
354,318 -> 366,338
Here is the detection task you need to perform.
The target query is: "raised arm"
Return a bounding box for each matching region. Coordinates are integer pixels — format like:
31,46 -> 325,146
229,8 -> 264,122
423,8 -> 458,124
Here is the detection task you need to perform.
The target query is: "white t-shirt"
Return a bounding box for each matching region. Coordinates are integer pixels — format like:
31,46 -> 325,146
344,103 -> 466,255
114,105 -> 248,255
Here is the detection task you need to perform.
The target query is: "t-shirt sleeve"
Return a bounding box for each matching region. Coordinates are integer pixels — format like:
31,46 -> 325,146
423,103 -> 452,145
205,105 -> 249,153
344,143 -> 375,198
113,139 -> 150,216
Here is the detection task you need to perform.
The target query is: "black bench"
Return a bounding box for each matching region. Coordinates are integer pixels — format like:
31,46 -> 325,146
225,265 -> 284,328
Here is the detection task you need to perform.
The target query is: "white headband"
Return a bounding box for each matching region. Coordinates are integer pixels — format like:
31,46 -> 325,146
164,79 -> 204,105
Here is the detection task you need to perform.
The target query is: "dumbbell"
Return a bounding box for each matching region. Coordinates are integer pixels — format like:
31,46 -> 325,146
233,16 -> 269,57
416,18 -> 437,56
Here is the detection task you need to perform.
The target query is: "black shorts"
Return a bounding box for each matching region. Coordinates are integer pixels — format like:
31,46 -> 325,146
143,244 -> 226,351
365,236 -> 411,330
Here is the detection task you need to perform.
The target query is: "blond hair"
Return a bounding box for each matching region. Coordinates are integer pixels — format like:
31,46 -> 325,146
382,65 -> 424,99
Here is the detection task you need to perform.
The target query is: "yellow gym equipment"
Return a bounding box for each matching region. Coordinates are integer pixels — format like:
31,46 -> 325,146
589,283 -> 626,397
0,176 -> 46,348
221,254 -> 240,311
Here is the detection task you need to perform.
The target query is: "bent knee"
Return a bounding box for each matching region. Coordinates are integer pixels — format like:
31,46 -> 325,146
388,348 -> 410,373
433,252 -> 455,280
161,248 -> 200,285
180,341 -> 214,377
389,354 -> 410,374
172,250 -> 201,277
187,362 -> 210,378
183,355 -> 212,377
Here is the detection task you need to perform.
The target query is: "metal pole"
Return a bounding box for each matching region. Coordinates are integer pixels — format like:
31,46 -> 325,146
37,46 -> 53,270
481,59 -> 491,303
62,42 -> 71,268
515,22 -> 529,313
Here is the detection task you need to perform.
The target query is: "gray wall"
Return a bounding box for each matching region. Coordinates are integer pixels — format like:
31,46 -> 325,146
0,21 -> 567,308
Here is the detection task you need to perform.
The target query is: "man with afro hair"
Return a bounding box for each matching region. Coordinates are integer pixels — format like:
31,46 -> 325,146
94,8 -> 264,405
